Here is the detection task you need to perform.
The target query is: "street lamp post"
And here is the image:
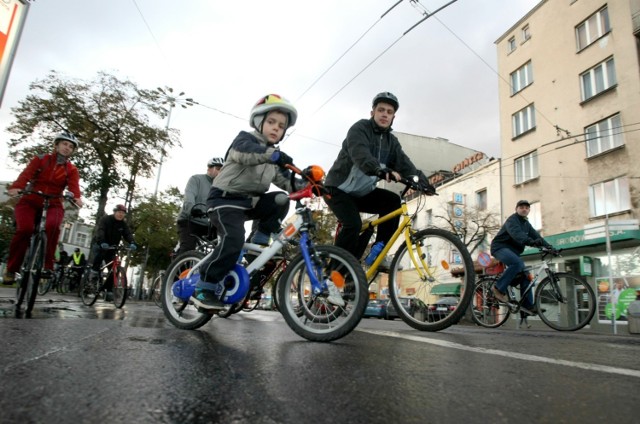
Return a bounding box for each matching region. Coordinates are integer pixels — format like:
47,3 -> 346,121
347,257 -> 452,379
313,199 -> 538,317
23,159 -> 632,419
136,87 -> 195,299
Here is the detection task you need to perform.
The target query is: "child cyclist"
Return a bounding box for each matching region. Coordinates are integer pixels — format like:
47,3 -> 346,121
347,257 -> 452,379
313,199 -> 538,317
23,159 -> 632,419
191,94 -> 303,310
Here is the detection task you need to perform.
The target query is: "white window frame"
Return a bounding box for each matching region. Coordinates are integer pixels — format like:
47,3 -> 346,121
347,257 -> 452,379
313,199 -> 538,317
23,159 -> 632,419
576,6 -> 610,51
512,103 -> 536,138
75,232 -> 89,248
581,57 -> 616,101
514,151 -> 538,185
589,177 -> 631,217
510,61 -> 533,95
585,113 -> 624,157
507,36 -> 516,53
522,25 -> 531,42
529,202 -> 542,231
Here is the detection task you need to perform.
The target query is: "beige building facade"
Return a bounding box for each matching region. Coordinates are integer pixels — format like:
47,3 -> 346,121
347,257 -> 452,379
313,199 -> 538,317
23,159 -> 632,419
496,0 -> 640,332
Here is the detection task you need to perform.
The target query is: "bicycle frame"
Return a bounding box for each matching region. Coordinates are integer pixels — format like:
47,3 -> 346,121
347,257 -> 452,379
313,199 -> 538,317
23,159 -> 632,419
361,201 -> 432,282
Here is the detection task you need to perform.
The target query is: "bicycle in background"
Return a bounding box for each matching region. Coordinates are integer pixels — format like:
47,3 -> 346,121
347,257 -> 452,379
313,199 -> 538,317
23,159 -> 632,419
79,245 -> 131,308
336,176 -> 475,332
13,190 -> 78,315
471,246 -> 596,331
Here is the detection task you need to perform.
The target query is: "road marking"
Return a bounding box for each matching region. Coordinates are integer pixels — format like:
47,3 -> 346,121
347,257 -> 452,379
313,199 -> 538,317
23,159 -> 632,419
358,329 -> 640,378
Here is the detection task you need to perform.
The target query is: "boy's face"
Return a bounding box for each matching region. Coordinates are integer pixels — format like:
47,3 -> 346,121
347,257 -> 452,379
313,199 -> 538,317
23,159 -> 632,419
371,102 -> 396,129
262,111 -> 288,144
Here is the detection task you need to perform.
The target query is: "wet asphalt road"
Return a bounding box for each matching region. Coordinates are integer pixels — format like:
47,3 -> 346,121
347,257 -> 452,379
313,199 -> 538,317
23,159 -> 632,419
1,287 -> 639,424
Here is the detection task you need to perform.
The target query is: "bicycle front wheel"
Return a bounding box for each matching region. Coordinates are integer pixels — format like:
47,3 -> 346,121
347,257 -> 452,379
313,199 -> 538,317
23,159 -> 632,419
37,272 -> 52,296
388,228 -> 474,332
536,272 -> 596,331
25,235 -> 46,314
277,245 -> 367,342
151,274 -> 163,307
112,267 -> 127,308
471,276 -> 511,328
161,250 -> 213,330
79,272 -> 99,306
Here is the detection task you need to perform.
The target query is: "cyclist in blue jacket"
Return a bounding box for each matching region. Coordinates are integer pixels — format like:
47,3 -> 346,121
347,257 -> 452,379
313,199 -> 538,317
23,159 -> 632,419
490,199 -> 551,315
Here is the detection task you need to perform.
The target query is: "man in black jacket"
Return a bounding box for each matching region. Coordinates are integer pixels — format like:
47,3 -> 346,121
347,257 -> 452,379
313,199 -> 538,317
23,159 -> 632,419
490,199 -> 551,314
90,204 -> 137,280
323,92 -> 435,268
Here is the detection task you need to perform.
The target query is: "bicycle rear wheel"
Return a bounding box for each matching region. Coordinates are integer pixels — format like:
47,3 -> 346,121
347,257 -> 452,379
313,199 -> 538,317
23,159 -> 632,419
161,250 -> 213,330
536,272 -> 596,331
112,266 -> 127,308
388,228 -> 474,332
277,245 -> 367,342
151,274 -> 163,307
471,276 -> 511,328
79,272 -> 99,306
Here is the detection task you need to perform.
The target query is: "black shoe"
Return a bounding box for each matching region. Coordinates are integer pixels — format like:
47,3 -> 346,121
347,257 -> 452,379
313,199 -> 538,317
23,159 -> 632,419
191,288 -> 225,310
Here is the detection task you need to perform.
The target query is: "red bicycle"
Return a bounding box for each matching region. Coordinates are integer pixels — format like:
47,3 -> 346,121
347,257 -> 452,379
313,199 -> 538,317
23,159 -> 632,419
79,245 -> 130,308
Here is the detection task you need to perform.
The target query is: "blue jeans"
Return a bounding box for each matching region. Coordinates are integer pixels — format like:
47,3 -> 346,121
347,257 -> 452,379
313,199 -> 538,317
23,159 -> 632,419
492,248 -> 534,308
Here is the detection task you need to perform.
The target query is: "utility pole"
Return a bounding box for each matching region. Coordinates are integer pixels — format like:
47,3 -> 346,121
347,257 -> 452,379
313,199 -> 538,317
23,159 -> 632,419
135,87 -> 195,299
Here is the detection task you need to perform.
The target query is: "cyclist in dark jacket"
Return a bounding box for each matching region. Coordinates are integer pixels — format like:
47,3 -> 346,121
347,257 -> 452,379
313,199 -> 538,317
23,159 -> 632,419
324,92 -> 435,266
490,199 -> 551,314
90,204 -> 137,277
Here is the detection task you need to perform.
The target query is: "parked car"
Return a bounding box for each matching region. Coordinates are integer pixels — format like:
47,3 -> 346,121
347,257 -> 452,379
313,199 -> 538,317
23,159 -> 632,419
364,299 -> 388,319
427,297 -> 459,322
385,297 -> 412,320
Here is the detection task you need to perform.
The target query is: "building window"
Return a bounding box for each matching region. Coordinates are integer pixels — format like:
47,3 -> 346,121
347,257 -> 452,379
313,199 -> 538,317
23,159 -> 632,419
476,189 -> 487,211
529,202 -> 542,231
426,209 -> 433,226
512,103 -> 536,138
510,61 -> 533,95
522,25 -> 531,41
585,113 -> 624,157
75,232 -> 89,248
514,151 -> 538,185
507,36 -> 516,53
576,6 -> 610,51
581,57 -> 616,101
589,177 -> 631,217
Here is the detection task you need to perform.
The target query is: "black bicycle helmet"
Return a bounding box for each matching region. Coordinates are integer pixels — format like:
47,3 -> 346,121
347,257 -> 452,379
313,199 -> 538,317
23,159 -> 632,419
53,131 -> 79,148
372,92 -> 399,111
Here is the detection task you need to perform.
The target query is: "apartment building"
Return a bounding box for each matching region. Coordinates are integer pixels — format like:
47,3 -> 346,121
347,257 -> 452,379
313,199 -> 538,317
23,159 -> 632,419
496,0 -> 640,331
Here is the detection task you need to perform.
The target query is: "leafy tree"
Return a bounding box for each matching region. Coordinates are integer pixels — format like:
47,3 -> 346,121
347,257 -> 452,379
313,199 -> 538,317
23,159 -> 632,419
0,202 -> 16,261
126,187 -> 182,290
5,71 -> 179,224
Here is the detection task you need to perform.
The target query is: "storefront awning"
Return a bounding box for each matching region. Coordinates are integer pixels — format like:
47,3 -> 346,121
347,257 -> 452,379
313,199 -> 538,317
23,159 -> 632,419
431,283 -> 461,296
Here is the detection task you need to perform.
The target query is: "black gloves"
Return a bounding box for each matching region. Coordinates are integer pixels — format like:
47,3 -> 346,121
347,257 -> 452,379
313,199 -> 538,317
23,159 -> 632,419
376,167 -> 396,181
270,150 -> 293,167
531,238 -> 544,247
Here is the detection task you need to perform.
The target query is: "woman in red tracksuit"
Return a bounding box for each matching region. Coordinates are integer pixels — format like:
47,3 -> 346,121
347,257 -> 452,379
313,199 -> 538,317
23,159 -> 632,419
3,132 -> 83,285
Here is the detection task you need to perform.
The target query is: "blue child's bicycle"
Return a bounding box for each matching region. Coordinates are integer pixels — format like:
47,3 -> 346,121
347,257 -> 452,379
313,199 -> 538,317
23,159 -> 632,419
160,164 -> 368,342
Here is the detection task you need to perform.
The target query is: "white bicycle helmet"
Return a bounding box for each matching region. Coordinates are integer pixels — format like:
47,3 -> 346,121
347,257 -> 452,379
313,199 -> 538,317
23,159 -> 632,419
207,157 -> 225,167
249,94 -> 298,132
54,131 -> 79,148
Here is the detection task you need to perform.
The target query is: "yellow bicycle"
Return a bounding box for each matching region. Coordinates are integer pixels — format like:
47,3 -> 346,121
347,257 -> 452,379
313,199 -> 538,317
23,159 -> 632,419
338,176 -> 474,331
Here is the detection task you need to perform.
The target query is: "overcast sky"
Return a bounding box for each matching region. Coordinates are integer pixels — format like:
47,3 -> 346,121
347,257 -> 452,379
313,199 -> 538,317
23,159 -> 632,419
0,0 -> 540,203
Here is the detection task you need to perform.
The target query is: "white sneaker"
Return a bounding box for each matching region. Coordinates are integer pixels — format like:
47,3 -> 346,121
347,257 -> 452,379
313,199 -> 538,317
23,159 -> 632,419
326,280 -> 345,307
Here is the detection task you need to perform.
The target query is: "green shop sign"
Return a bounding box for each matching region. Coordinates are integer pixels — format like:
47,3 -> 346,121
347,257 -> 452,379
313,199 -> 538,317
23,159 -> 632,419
523,229 -> 640,256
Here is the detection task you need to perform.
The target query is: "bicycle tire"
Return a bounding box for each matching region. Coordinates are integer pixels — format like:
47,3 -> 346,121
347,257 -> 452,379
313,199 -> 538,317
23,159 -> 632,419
277,245 -> 367,342
536,272 -> 596,331
151,274 -> 163,307
58,274 -> 71,294
161,250 -> 213,330
388,228 -> 475,332
79,272 -> 99,306
112,266 -> 127,308
217,302 -> 243,318
25,235 -> 46,314
470,276 -> 511,328
37,271 -> 52,296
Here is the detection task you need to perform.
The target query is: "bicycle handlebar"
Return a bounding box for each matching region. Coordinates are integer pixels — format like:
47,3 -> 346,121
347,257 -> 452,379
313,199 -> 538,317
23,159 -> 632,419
395,175 -> 438,197
11,189 -> 81,208
539,246 -> 562,257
